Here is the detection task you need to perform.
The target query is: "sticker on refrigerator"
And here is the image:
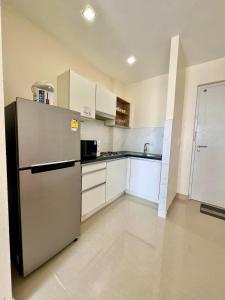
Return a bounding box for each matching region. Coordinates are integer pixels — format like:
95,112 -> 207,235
71,119 -> 79,131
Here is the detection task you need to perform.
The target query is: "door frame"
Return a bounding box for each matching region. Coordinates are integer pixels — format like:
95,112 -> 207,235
189,80 -> 225,201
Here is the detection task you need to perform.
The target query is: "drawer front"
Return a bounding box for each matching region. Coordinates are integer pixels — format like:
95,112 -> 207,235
82,184 -> 106,216
82,169 -> 106,191
82,162 -> 106,174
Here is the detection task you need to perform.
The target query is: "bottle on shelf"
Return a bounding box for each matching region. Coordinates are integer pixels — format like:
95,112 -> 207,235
45,92 -> 50,105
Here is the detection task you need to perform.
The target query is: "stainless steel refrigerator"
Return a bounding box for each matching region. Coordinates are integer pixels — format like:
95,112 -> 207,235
5,98 -> 81,276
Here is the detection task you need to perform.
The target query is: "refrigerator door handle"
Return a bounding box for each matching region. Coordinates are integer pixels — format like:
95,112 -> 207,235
30,160 -> 78,174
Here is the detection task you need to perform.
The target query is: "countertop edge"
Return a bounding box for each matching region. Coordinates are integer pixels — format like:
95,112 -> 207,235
81,153 -> 162,165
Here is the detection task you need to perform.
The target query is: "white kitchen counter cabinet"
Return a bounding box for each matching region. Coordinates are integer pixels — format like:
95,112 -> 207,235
95,85 -> 116,118
57,70 -> 96,119
128,158 -> 161,203
82,169 -> 106,191
81,162 -> 107,219
82,184 -> 106,217
106,159 -> 127,202
82,157 -> 161,221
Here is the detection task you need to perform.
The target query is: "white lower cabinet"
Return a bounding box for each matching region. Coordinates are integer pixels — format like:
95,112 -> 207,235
128,158 -> 161,203
82,184 -> 106,216
82,162 -> 106,218
82,169 -> 106,191
81,157 -> 161,220
106,159 -> 127,202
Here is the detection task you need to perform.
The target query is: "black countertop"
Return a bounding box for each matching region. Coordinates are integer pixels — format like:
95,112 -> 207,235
81,151 -> 162,165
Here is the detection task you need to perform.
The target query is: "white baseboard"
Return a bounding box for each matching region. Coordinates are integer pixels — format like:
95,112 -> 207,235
176,193 -> 189,200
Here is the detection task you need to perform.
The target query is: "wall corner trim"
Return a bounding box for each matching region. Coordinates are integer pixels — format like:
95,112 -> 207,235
176,193 -> 189,200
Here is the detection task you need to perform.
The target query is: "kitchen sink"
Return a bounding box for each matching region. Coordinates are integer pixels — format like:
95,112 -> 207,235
143,153 -> 160,157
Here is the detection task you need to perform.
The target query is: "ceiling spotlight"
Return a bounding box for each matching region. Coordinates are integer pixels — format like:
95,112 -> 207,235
81,5 -> 96,22
127,56 -> 136,65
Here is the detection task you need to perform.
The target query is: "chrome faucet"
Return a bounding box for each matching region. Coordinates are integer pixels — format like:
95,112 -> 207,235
144,143 -> 151,154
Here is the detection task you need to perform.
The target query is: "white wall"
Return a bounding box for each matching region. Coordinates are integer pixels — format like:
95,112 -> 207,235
2,4 -> 124,106
166,37 -> 185,208
177,57 -> 225,195
125,74 -> 168,128
0,1 -> 13,299
158,35 -> 186,218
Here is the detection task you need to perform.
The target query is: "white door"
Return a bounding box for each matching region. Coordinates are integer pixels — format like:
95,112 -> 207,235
70,71 -> 96,118
106,159 -> 127,202
95,85 -> 116,117
82,184 -> 106,216
191,83 -> 225,208
57,70 -> 96,119
129,158 -> 161,203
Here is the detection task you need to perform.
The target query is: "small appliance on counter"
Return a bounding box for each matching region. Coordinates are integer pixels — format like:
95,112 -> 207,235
81,140 -> 98,161
31,81 -> 54,105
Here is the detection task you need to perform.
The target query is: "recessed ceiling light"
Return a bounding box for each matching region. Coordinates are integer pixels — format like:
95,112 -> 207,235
81,5 -> 96,22
127,56 -> 136,65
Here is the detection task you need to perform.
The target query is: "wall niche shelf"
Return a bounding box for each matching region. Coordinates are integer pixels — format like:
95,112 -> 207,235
115,97 -> 130,128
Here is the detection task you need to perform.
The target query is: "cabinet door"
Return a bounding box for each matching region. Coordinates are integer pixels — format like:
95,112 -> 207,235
82,162 -> 106,174
70,71 -> 96,119
82,169 -> 106,191
82,184 -> 106,216
106,159 -> 127,202
129,159 -> 161,203
96,85 -> 116,117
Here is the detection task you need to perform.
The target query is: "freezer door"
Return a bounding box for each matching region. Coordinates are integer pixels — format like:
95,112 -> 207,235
19,162 -> 81,276
16,98 -> 80,169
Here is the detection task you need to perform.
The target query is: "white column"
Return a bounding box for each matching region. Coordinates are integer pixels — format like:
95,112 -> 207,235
158,35 -> 186,218
0,0 -> 13,299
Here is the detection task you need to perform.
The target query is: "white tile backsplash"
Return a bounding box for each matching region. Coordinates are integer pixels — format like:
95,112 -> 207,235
80,119 -> 164,154
80,119 -> 113,152
112,127 -> 164,154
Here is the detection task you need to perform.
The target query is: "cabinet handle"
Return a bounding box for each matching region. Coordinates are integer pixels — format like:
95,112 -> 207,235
82,182 -> 106,193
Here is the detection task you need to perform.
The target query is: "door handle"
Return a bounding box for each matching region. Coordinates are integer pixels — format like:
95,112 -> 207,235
31,160 -> 75,174
197,145 -> 208,148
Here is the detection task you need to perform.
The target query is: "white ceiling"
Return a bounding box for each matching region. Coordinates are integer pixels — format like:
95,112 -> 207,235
4,0 -> 225,83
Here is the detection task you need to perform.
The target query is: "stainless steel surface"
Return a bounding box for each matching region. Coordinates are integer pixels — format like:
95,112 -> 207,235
5,99 -> 82,276
16,98 -> 80,168
19,163 -> 81,276
144,143 -> 151,153
31,159 -> 76,168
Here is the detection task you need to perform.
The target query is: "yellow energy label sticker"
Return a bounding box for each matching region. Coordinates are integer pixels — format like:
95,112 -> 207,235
71,119 -> 79,131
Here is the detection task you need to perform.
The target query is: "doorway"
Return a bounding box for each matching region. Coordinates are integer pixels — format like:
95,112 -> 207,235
190,81 -> 225,209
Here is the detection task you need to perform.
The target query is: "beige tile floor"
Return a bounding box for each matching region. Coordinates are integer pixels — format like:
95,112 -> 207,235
12,195 -> 225,300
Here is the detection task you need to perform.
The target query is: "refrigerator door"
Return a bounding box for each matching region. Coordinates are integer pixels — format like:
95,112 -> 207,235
16,98 -> 80,169
19,162 -> 81,276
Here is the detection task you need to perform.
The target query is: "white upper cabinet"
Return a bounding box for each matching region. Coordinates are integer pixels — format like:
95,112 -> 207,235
57,70 -> 96,119
106,159 -> 127,202
95,85 -> 116,119
128,158 -> 161,203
